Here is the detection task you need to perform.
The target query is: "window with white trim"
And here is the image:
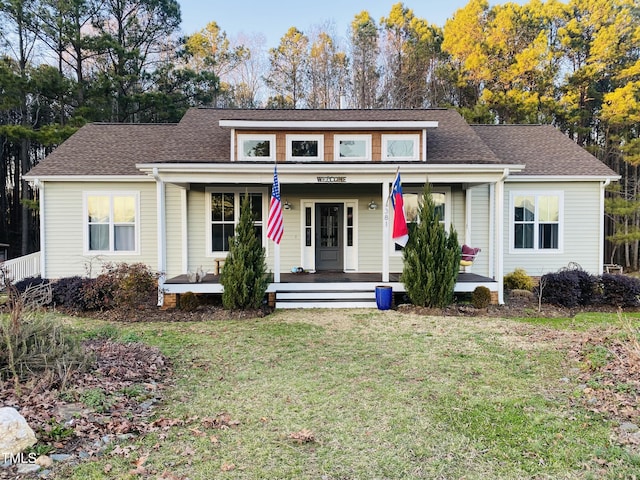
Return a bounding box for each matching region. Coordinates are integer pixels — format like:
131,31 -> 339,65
85,193 -> 138,253
237,134 -> 276,161
334,134 -> 371,161
382,134 -> 420,161
286,134 -> 324,161
394,189 -> 449,251
511,192 -> 562,251
208,190 -> 265,253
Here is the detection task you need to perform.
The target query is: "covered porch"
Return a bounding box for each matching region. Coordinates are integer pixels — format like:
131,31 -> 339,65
142,163 -> 515,308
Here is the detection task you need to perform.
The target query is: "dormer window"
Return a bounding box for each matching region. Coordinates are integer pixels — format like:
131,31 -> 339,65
238,134 -> 276,161
382,134 -> 420,161
334,134 -> 371,161
287,134 -> 324,161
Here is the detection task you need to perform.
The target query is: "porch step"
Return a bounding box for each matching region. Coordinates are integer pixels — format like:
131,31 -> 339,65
275,288 -> 379,309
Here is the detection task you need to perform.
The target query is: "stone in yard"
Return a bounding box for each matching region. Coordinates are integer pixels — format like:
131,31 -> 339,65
620,422 -> 639,433
16,463 -> 40,474
0,407 -> 37,457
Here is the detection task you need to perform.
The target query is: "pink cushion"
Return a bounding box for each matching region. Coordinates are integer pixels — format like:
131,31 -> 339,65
461,244 -> 480,261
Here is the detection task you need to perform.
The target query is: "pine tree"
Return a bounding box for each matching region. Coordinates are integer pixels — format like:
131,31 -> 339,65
220,194 -> 269,309
401,183 -> 461,307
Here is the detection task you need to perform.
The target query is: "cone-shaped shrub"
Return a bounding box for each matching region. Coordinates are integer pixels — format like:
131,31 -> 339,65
401,183 -> 461,307
220,193 -> 270,309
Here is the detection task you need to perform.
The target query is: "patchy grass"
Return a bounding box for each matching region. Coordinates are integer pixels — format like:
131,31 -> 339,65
57,310 -> 639,479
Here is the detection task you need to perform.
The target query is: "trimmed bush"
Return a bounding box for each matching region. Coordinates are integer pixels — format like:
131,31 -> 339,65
81,263 -> 157,311
13,276 -> 49,293
540,270 -> 598,308
52,276 -> 88,310
471,286 -> 492,309
601,274 -> 640,307
179,292 -> 199,311
503,268 -> 534,291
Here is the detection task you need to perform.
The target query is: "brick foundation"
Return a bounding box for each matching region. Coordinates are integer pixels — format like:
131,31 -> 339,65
162,293 -> 177,310
490,291 -> 499,305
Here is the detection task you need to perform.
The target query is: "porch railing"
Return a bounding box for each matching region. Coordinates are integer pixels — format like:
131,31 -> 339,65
0,251 -> 41,289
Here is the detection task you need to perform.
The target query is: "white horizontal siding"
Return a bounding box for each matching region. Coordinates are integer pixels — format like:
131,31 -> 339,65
165,184 -> 184,277
503,181 -> 603,276
43,181 -> 157,279
186,189 -> 209,273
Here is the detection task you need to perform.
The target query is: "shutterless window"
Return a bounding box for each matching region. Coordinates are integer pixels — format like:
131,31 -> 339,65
237,134 -> 276,161
210,192 -> 264,253
86,194 -> 137,252
382,134 -> 420,161
334,135 -> 371,161
395,192 -> 446,251
211,193 -> 235,252
287,134 -> 324,161
513,194 -> 560,250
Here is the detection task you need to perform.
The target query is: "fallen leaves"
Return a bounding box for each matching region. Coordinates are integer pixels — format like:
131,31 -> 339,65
288,429 -> 316,444
0,339 -> 172,467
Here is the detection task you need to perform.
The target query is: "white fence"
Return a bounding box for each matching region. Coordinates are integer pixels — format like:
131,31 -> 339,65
0,251 -> 41,288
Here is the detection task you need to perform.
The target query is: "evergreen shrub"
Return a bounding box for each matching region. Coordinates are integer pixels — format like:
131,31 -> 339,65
220,193 -> 269,309
401,183 -> 461,308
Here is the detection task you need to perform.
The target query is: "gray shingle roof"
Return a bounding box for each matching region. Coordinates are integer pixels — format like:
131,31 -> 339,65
157,108 -> 502,164
26,123 -> 175,177
471,124 -> 618,177
26,109 -> 618,179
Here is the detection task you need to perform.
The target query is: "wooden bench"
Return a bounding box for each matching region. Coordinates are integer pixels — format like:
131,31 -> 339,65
213,257 -> 226,276
604,264 -> 623,274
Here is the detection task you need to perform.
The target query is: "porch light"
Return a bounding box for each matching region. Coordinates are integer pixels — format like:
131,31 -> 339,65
283,200 -> 292,210
368,200 -> 378,210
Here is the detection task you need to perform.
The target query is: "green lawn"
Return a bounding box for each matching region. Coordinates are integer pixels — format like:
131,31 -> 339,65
60,310 -> 640,479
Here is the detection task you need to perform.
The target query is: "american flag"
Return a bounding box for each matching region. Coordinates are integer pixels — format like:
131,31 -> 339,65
267,166 -> 284,244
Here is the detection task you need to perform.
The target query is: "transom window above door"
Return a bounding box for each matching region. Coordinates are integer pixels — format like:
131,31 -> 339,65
286,134 -> 324,161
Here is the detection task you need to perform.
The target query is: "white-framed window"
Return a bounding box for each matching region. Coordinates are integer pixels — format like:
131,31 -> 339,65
206,189 -> 266,254
286,134 -> 324,161
510,191 -> 563,252
84,192 -> 139,254
334,134 -> 371,161
382,134 -> 420,161
393,187 -> 450,252
237,134 -> 276,161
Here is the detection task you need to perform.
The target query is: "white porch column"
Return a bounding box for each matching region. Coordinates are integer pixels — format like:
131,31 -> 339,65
494,171 -> 507,304
274,243 -> 281,283
153,168 -> 166,306
382,181 -> 391,282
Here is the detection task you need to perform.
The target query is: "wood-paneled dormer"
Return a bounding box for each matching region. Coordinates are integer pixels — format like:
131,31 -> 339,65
218,119 -> 438,163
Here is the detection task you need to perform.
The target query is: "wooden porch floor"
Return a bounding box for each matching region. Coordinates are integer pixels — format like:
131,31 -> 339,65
164,271 -> 494,285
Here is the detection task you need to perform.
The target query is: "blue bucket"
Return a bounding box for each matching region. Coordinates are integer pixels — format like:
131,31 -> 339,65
375,286 -> 393,310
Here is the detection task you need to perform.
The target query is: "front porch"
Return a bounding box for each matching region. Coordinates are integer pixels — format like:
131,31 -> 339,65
162,271 -> 499,309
